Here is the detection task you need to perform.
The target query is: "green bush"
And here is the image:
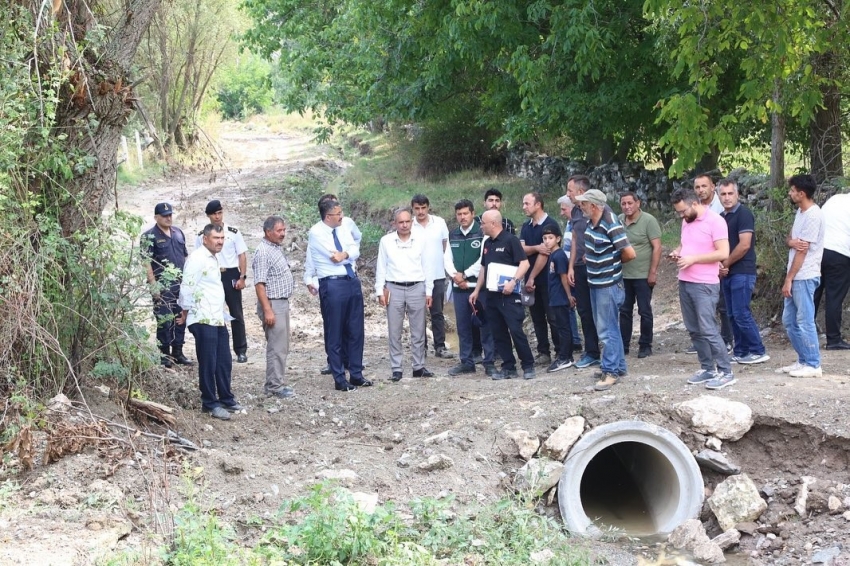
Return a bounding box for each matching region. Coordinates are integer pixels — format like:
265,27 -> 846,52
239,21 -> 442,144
215,57 -> 274,120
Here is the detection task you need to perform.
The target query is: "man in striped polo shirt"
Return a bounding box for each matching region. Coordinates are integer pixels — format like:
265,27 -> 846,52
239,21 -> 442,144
574,189 -> 636,391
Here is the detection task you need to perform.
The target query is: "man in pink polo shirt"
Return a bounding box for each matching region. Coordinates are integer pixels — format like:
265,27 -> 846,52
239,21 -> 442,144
670,187 -> 735,390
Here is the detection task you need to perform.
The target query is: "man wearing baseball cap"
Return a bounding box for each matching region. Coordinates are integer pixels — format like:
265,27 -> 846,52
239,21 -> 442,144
574,188 -> 636,391
142,203 -> 193,367
196,200 -> 250,362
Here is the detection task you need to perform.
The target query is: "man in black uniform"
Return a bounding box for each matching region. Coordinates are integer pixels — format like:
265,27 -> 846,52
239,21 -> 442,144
142,202 -> 193,367
470,210 -> 535,380
196,200 -> 250,362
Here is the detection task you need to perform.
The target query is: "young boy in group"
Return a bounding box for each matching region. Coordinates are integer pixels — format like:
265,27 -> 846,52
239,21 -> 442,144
542,224 -> 576,372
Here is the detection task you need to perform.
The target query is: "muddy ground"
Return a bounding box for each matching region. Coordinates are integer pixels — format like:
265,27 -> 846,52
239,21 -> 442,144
2,122 -> 850,565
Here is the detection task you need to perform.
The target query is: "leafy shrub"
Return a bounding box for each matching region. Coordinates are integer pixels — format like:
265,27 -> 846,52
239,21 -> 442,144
215,57 -> 274,120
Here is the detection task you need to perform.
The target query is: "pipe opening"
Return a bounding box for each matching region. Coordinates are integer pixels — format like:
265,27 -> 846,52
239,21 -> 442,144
579,441 -> 681,537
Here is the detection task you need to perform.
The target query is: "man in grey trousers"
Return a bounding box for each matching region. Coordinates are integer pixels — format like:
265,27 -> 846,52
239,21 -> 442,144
376,208 -> 435,381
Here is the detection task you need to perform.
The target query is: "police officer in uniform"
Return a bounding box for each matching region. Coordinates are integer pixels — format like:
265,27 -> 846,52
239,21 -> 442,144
142,202 -> 193,367
196,200 -> 249,362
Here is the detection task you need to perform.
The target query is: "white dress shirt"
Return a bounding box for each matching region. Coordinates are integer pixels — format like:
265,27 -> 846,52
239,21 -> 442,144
304,220 -> 361,288
413,214 -> 449,281
822,193 -> 850,258
443,225 -> 484,279
194,223 -> 247,268
375,232 -> 434,296
343,216 -> 362,245
179,246 -> 228,326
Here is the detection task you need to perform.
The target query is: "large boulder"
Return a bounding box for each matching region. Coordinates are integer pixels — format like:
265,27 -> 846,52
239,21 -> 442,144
675,395 -> 753,441
668,519 -> 726,563
514,458 -> 564,495
540,416 -> 585,461
708,474 -> 767,531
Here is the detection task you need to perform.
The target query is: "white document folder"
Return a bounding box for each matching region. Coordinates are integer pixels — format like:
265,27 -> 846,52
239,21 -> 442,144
486,262 -> 520,293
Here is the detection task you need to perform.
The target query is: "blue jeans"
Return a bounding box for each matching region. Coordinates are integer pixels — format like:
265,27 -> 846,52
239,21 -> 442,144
782,277 -> 821,368
589,281 -> 626,375
722,274 -> 766,357
679,281 -> 732,373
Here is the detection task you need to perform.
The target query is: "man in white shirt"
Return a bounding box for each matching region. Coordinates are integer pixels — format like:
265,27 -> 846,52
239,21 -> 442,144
411,194 -> 453,358
179,224 -> 242,420
196,200 -> 250,363
377,207 -> 435,381
304,199 -> 369,392
814,192 -> 850,350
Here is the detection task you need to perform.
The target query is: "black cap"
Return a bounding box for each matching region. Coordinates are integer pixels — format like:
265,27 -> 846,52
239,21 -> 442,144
154,202 -> 173,216
205,199 -> 223,215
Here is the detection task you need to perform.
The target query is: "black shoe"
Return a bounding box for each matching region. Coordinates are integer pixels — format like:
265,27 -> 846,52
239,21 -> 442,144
412,367 -> 434,378
267,387 -> 295,399
492,368 -> 518,380
638,346 -> 653,358
826,340 -> 850,350
471,352 -> 484,365
320,365 -> 332,375
335,382 -> 357,392
483,364 -> 497,377
350,378 -> 373,387
390,371 -> 403,382
202,406 -> 231,420
173,353 -> 194,365
448,364 -> 476,376
623,348 -> 630,355
237,354 -> 248,363
434,348 -> 455,359
223,403 -> 244,412
160,356 -> 173,368
573,343 -> 583,353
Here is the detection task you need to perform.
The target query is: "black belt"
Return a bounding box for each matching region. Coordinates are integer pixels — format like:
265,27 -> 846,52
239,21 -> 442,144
219,267 -> 238,272
269,297 -> 289,300
319,275 -> 356,282
388,281 -> 422,287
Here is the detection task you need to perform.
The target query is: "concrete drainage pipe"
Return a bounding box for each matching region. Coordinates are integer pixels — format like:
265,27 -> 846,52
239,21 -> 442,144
557,420 -> 703,539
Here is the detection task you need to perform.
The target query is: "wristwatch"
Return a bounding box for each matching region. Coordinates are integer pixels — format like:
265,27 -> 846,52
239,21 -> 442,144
240,274 -> 247,280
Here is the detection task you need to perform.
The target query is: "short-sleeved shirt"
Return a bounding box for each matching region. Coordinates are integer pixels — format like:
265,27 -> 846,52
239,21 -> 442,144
413,214 -> 450,281
520,213 -> 560,283
679,208 -> 728,284
618,210 -> 661,280
482,229 -> 527,269
142,224 -> 188,281
547,248 -> 570,307
822,194 -> 850,258
571,204 -> 614,265
584,209 -> 631,288
721,203 -> 757,276
252,238 -> 294,300
788,204 -> 825,280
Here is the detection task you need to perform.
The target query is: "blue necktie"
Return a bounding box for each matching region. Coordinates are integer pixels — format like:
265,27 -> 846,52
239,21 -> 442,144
333,228 -> 356,278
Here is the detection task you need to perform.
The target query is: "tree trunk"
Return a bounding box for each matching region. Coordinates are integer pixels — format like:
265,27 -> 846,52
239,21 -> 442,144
47,0 -> 164,236
809,80 -> 843,184
769,82 -> 786,190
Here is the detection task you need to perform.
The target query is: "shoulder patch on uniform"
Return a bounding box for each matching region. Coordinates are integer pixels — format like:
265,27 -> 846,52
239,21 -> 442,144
228,226 -> 238,234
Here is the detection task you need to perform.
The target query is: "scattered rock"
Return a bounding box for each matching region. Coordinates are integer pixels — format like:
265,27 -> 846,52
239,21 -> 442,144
667,519 -> 726,563
514,458 -> 564,495
735,521 -> 759,536
708,474 -> 768,531
316,469 -> 360,484
540,416 -> 584,461
348,491 -> 379,514
423,430 -> 452,445
812,546 -> 841,564
695,450 -> 741,475
711,529 -> 741,551
47,393 -> 74,416
706,436 -> 722,451
220,459 -> 244,475
795,476 -> 817,517
843,510 -> 850,521
504,428 -> 540,461
530,548 -> 555,563
675,396 -> 753,440
417,454 -> 454,472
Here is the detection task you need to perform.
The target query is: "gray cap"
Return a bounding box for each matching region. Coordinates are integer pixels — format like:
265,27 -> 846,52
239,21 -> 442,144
574,189 -> 607,206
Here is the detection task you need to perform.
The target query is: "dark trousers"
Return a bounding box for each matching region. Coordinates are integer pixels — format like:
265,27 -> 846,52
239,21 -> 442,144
221,267 -> 247,355
427,278 -> 448,351
573,263 -> 600,358
453,289 -> 475,366
319,277 -> 365,387
527,276 -> 560,356
619,278 -> 654,349
814,249 -> 850,344
154,286 -> 186,350
717,287 -> 733,346
188,323 -> 235,411
486,291 -> 534,371
551,305 -> 575,362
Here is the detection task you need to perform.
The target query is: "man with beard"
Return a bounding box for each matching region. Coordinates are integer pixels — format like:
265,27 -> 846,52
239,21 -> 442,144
670,188 -> 735,390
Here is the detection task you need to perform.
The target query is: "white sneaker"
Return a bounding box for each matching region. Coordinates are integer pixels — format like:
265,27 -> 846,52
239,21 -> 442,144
776,361 -> 804,374
789,365 -> 822,378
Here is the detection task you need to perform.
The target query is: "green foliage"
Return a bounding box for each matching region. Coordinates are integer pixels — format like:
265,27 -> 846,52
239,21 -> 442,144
215,56 -> 274,120
751,192 -> 796,320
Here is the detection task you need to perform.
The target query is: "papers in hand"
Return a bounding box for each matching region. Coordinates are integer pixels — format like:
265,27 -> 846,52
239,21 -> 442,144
486,262 -> 520,294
